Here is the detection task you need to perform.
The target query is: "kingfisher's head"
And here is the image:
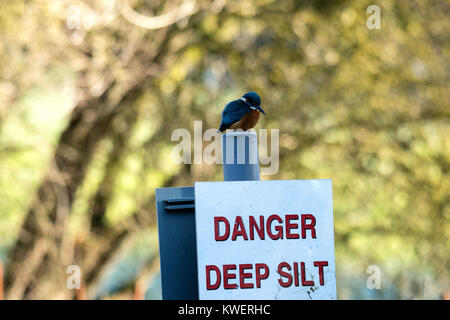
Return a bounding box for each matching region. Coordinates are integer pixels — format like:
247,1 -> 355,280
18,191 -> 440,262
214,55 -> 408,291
241,91 -> 266,115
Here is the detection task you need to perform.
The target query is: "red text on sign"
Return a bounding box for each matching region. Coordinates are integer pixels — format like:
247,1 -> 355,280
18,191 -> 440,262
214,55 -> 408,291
205,263 -> 270,290
214,214 -> 317,241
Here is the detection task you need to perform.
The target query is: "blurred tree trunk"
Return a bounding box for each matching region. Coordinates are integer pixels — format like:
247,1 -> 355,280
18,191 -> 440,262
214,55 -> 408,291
4,26 -> 177,299
5,83 -> 136,299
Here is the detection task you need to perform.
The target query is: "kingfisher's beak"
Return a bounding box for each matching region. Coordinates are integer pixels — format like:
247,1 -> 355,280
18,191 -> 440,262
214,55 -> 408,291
254,105 -> 266,115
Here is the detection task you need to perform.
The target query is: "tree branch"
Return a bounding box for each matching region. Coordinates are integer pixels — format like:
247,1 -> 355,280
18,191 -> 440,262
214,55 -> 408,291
119,0 -> 199,30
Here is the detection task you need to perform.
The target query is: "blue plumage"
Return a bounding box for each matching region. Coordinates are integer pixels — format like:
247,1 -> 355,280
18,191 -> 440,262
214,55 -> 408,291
219,100 -> 249,132
219,92 -> 265,132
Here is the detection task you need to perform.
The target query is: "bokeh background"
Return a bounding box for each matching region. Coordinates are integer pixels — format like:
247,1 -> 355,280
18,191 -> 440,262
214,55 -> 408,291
0,0 -> 448,299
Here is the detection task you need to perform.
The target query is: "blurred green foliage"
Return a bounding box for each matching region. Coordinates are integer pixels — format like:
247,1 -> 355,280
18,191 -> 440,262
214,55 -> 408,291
0,0 -> 448,299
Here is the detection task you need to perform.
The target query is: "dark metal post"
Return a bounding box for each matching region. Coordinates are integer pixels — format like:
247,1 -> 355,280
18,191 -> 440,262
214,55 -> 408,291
156,132 -> 261,299
155,187 -> 197,300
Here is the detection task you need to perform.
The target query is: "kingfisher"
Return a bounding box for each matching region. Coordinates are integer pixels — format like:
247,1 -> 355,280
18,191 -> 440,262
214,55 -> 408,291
219,91 -> 266,132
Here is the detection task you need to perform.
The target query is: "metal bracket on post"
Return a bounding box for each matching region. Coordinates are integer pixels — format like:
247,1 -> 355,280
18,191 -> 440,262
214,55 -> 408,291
164,197 -> 195,211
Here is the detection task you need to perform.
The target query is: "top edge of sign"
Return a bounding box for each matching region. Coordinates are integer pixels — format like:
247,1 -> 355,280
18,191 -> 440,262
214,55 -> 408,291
195,179 -> 332,186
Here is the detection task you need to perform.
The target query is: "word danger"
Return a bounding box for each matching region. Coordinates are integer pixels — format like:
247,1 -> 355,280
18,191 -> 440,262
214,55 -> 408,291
214,214 -> 317,241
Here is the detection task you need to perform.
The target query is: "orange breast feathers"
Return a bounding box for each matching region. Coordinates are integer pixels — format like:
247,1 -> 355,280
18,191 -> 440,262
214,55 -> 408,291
228,109 -> 261,131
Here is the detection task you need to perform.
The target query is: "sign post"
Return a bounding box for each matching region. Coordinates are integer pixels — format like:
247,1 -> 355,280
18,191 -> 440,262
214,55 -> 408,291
195,179 -> 336,299
222,131 -> 260,181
